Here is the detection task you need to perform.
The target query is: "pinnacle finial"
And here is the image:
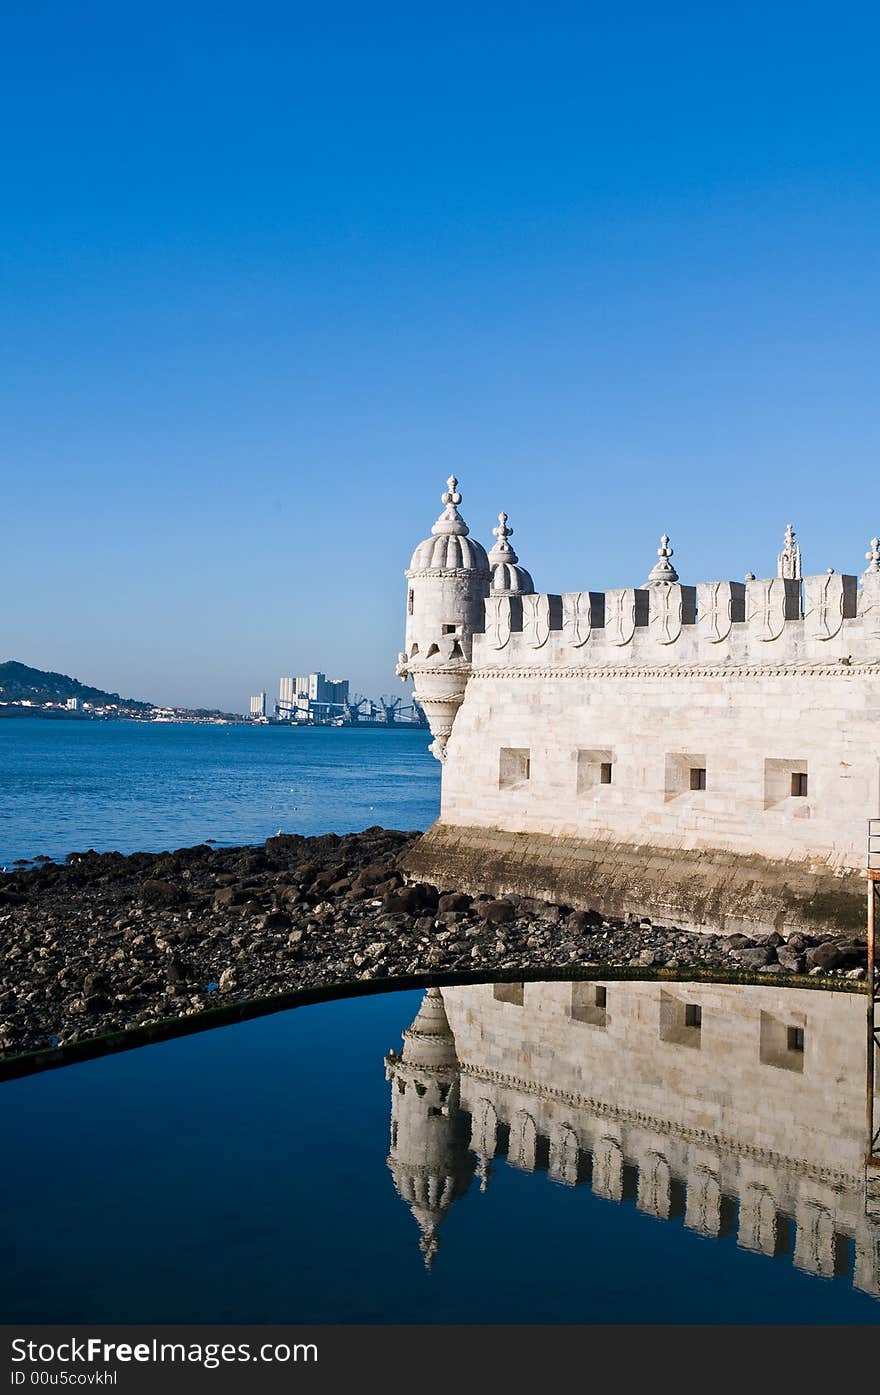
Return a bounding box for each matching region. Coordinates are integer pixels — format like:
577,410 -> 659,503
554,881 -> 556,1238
493,511 -> 512,546
645,532 -> 679,586
777,522 -> 801,579
431,475 -> 469,537
488,510 -> 518,565
442,475 -> 461,508
866,538 -> 880,575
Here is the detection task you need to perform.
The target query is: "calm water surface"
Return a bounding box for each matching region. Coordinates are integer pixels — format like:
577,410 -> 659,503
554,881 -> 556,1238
0,718 -> 439,863
2,978 -> 878,1323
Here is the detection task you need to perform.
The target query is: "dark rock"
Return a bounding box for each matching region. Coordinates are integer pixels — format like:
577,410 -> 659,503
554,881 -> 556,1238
727,934 -> 755,949
566,909 -> 601,934
736,945 -> 777,968
212,886 -> 248,909
257,910 -> 292,931
776,947 -> 806,973
477,899 -> 516,925
437,892 -> 472,913
141,879 -> 185,908
806,940 -> 865,972
382,886 -> 422,913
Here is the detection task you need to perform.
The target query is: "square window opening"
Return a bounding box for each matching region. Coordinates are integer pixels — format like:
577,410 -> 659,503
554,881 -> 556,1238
760,1010 -> 805,1072
665,752 -> 708,802
494,981 -> 525,1006
499,747 -> 530,790
577,748 -> 614,795
659,991 -> 703,1048
570,981 -> 608,1027
764,758 -> 808,810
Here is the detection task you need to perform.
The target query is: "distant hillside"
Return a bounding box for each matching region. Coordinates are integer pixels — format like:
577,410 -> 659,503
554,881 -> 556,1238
0,660 -> 152,710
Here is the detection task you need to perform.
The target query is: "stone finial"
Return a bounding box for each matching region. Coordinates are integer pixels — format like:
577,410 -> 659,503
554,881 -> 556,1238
431,474 -> 470,537
777,523 -> 802,580
645,534 -> 679,586
488,511 -> 519,565
744,572 -> 756,582
865,538 -> 880,575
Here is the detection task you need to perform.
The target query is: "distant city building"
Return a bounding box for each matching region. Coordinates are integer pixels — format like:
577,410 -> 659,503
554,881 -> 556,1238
279,672 -> 351,720
279,675 -> 295,712
250,692 -> 267,719
66,697 -> 81,712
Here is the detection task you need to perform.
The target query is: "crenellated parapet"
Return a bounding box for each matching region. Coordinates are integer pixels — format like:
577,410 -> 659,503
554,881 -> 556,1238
474,561 -> 877,671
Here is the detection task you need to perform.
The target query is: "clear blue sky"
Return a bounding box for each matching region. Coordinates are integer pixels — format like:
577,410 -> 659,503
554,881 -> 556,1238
2,2 -> 878,711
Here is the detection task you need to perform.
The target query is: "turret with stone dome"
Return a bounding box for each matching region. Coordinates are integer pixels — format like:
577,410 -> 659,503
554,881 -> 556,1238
384,988 -> 474,1267
396,476 -> 490,761
487,511 -> 534,596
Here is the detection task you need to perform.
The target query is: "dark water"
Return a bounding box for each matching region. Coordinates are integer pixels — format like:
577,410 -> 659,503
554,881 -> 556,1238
2,978 -> 878,1324
0,718 -> 439,864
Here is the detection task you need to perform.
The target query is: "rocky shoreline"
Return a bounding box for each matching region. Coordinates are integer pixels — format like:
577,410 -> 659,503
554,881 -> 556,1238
0,827 -> 870,1065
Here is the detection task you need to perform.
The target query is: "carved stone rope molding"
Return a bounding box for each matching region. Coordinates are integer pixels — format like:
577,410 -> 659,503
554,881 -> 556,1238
470,662 -> 880,681
459,1061 -> 859,1190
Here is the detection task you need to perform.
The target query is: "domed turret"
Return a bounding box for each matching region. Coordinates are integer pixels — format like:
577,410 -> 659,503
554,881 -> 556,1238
384,988 -> 474,1267
396,477 -> 490,761
488,511 -> 534,596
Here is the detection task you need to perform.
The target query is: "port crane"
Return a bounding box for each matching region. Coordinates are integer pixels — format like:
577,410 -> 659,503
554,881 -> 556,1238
273,693 -> 426,727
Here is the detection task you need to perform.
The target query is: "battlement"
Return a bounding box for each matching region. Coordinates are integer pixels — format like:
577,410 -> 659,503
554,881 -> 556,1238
475,570 -> 877,669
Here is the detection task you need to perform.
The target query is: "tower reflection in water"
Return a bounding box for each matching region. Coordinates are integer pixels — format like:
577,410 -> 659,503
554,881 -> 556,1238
385,980 -> 880,1296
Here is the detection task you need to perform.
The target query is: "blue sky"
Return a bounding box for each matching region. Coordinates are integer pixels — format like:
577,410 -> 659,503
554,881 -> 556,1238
2,2 -> 878,710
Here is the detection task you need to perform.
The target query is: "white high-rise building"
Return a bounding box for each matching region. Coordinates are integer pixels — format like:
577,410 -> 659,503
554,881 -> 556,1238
249,692 -> 267,719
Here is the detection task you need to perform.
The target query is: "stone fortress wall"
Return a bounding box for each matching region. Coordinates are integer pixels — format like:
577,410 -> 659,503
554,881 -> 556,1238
399,482 -> 880,933
386,981 -> 880,1295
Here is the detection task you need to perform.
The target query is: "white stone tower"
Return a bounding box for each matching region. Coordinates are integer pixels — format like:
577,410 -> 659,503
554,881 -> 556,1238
384,988 -> 473,1267
396,476 -> 490,761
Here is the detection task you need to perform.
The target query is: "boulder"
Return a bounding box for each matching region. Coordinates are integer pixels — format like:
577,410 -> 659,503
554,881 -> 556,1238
806,940 -> 865,972
736,945 -> 777,968
141,879 -> 184,908
437,892 -> 472,913
477,899 -> 516,925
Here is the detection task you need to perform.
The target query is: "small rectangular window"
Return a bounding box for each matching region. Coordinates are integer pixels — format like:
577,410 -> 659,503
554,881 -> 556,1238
600,762 -> 612,784
690,767 -> 707,791
787,1025 -> 805,1052
570,981 -> 607,1026
494,981 -> 524,1006
442,622 -> 460,635
408,590 -> 414,615
791,772 -> 808,797
685,1003 -> 702,1029
499,748 -> 530,789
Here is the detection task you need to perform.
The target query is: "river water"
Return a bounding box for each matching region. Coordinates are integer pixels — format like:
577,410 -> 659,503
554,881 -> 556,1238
0,718 -> 440,864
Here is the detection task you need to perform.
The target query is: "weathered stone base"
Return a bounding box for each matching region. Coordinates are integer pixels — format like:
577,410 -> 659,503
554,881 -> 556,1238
401,822 -> 867,937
